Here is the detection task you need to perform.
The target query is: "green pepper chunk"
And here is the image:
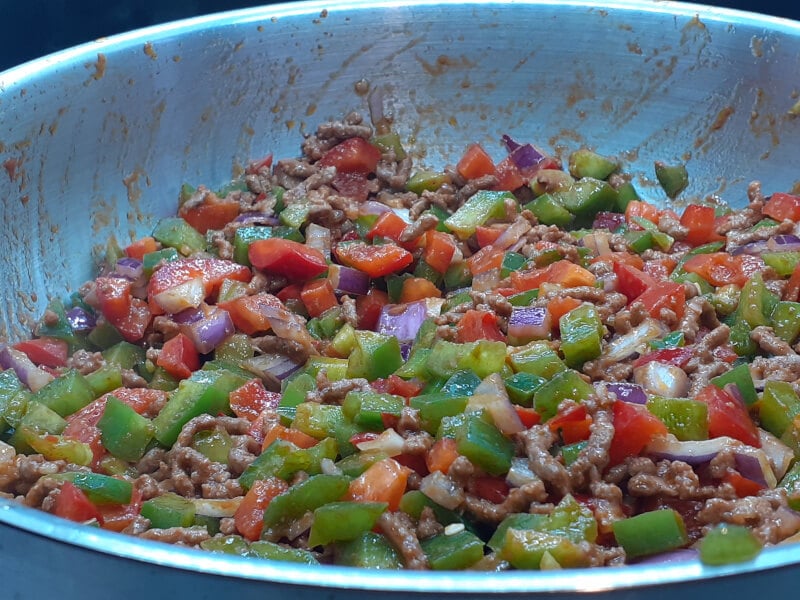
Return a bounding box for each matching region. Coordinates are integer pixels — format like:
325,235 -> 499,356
444,190 -> 514,240
50,472 -> 133,505
508,342 -> 566,379
307,501 -> 388,547
758,380 -> 800,437
102,341 -> 147,371
142,247 -> 180,276
559,304 -> 603,368
141,492 -> 196,529
454,412 -> 514,476
84,364 -> 124,397
261,474 -> 350,540
201,534 -> 250,555
425,339 -> 507,380
15,427 -> 93,465
31,369 -> 95,417
406,170 -> 449,195
770,301 -> 800,345
98,395 -> 154,462
420,529 -> 485,570
778,461 -> 800,511
646,397 -> 708,441
335,532 -> 403,569
556,178 -> 619,226
342,391 -> 405,431
524,193 -> 574,227
487,513 -> 549,552
611,508 -> 689,559
233,226 -> 304,266
568,148 -> 619,180
248,540 -> 320,564
152,217 -> 206,256
346,331 -> 403,381
410,393 -> 469,434
499,528 -> 591,569
654,161 -> 689,199
192,428 -> 233,464
503,372 -> 546,407
710,363 -> 758,406
761,251 -> 800,277
698,524 -> 762,566
533,369 -> 594,421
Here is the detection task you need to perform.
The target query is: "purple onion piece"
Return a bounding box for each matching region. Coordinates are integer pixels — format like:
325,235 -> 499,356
731,234 -> 800,256
115,257 -> 144,281
400,342 -> 412,362
509,143 -> 545,170
592,211 -> 627,232
173,306 -> 205,325
243,352 -> 302,381
359,201 -> 392,217
376,300 -> 428,343
233,212 -> 279,226
180,308 -> 234,354
330,265 -> 370,296
733,449 -> 774,487
646,437 -> 727,466
501,134 -> 523,153
507,306 -> 550,344
0,345 -> 54,391
605,382 -> 647,405
65,306 -> 97,332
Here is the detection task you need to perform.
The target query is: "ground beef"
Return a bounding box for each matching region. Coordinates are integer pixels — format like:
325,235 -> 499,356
517,426 -> 571,496
138,525 -> 211,546
377,511 -> 429,570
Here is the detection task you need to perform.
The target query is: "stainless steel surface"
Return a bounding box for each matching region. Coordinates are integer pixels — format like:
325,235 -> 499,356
1,0 -> 799,597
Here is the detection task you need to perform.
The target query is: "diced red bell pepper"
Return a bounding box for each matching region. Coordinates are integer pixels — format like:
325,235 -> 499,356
54,481 -> 103,524
635,280 -> 686,322
398,277 -> 442,303
94,276 -> 152,342
613,262 -> 656,302
234,477 -> 289,541
696,384 -> 760,448
229,379 -> 281,422
471,475 -> 510,504
249,238 -> 328,281
457,143 -> 496,180
347,457 -> 412,511
493,156 -> 525,192
423,230 -> 457,274
548,405 -> 592,444
218,292 -> 285,335
334,241 -> 413,278
625,200 -> 661,228
300,278 -> 339,317
355,287 -> 389,330
632,347 -> 694,369
319,137 -> 382,175
12,337 -> 69,368
178,191 -> 240,234
156,332 -> 200,380
680,204 -> 724,246
682,252 -> 764,288
367,211 -> 408,243
474,226 -> 504,248
124,236 -> 159,261
762,192 -> 800,222
456,309 -> 506,343
98,487 -> 143,532
608,400 -> 668,465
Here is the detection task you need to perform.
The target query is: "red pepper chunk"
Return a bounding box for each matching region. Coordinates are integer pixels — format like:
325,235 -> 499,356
54,481 -> 103,524
249,238 -> 328,281
608,400 -> 668,466
156,332 -> 200,380
696,384 -> 760,448
680,204 -> 724,246
334,241 -> 413,278
12,337 -> 69,368
234,477 -> 289,541
762,192 -> 800,222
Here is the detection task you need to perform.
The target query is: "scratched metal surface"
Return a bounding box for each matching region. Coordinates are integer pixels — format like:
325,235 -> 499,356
0,1 -> 799,597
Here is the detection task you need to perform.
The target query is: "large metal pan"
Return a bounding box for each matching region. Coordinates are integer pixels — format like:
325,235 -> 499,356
1,1 -> 799,597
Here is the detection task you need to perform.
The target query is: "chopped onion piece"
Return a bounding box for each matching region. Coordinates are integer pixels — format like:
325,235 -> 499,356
233,212 -> 278,226
0,345 -> 54,392
467,373 -> 525,435
471,268 -> 501,292
359,201 -> 391,217
646,436 -> 730,465
259,306 -> 319,356
180,307 -> 235,354
581,231 -> 612,256
65,306 -> 96,332
115,257 -> 144,282
425,297 -> 445,318
376,300 -> 428,343
305,223 -> 332,260
759,429 -> 794,481
604,382 -> 647,405
507,306 -> 550,345
355,428 -> 405,456
633,549 -> 699,564
506,457 -> 540,487
731,234 -> 800,256
152,277 -> 205,314
329,264 -> 370,296
733,445 -> 777,488
493,216 -> 531,250
242,352 -> 302,382
0,440 -> 15,463
192,497 -> 242,518
419,471 -> 464,510
633,361 -> 690,398
604,319 -> 667,362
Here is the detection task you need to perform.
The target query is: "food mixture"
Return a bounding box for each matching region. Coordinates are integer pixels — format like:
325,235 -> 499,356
1,111 -> 800,570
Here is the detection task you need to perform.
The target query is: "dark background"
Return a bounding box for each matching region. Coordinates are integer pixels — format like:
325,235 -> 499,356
1,1 -> 799,72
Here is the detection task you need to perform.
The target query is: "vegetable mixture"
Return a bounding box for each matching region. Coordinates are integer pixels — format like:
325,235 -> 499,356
2,111 -> 800,570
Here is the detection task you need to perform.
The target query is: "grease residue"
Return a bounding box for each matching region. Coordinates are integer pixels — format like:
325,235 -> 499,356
85,53 -> 107,82
144,42 -> 158,60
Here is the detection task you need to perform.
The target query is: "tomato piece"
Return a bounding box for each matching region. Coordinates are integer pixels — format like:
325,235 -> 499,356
474,226 -> 504,248
246,154 -> 273,175
456,309 -> 506,343
12,337 -> 69,368
493,156 -> 525,192
590,251 -> 644,271
511,260 -> 596,292
319,137 -> 382,175
642,257 -> 677,280
218,292 -> 285,335
514,406 -> 542,428
385,374 -> 423,398
456,143 -> 496,180
229,379 -> 281,422
398,277 -> 442,303
635,280 -> 686,322
393,453 -> 429,477
696,384 -> 760,447
467,245 -> 505,276
548,405 -> 592,444
300,278 -> 339,317
356,287 -> 389,330
262,423 -> 319,451
762,192 -> 800,222
546,296 -> 583,327
682,253 -> 765,288
426,437 -> 460,474
608,400 -> 668,465
249,238 -> 328,281
347,457 -> 412,511
98,487 -> 143,532
334,242 -> 413,278
178,190 -> 240,234
613,261 -> 656,302
625,200 -> 661,228
54,481 -> 103,524
471,475 -> 510,504
680,204 -> 724,246
332,171 -> 372,201
234,477 -> 289,541
104,387 -> 168,414
632,347 -> 694,369
423,230 -> 457,274
124,236 -> 159,261
156,332 -> 200,380
367,211 -> 408,243
94,276 -> 153,342
722,471 -> 765,498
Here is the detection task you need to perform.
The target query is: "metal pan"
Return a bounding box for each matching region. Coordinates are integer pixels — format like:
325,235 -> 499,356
1,1 -> 799,597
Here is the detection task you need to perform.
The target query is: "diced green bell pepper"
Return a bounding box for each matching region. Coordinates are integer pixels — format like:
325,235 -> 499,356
524,193 -> 574,228
503,372 -> 546,407
261,474 -> 350,540
568,148 -> 619,180
406,170 -> 449,195
761,251 -> 800,277
559,304 -> 603,368
192,428 -> 233,464
421,529 -> 485,570
499,528 -> 591,569
758,380 -> 800,438
342,391 -> 405,431
152,217 -> 206,256
346,331 -> 403,381
50,471 -> 133,505
233,226 -> 304,266
611,508 -> 689,559
508,341 -> 566,379
335,532 -> 403,569
248,540 -> 320,564
654,162 -> 689,199
31,368 -> 95,417
200,534 -> 250,555
454,412 -> 514,476
770,301 -> 800,345
710,363 -> 758,406
142,247 -> 180,276
778,461 -> 800,511
84,364 -> 124,397
141,492 -> 196,529
444,190 -> 515,240
98,395 -> 154,462
698,524 -> 762,566
410,393 -> 469,435
487,513 -> 549,552
646,397 -> 708,441
425,339 -> 507,380
557,178 -> 619,225
15,427 -> 93,465
533,369 -> 594,421
307,501 -> 388,547
102,341 -> 147,371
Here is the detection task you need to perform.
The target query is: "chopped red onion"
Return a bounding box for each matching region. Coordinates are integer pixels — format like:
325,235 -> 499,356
633,361 -> 690,398
733,445 -> 777,488
65,306 -> 96,332
592,211 -> 627,232
605,319 -> 667,362
400,342 -> 412,362
759,429 -> 794,481
152,277 -> 206,314
0,345 -> 54,392
259,305 -> 318,355
419,471 -> 464,510
646,437 -> 728,466
355,428 -> 404,456
376,300 -> 427,343
172,306 -> 205,325
359,201 -> 392,217
467,373 -> 525,435
604,382 -> 647,405
731,234 -> 800,256
493,216 -> 532,250
242,352 -> 302,382
305,223 -> 332,260
507,306 -> 550,345
328,264 -> 370,296
233,212 -> 278,226
115,257 -> 144,281
501,134 -> 545,170
179,307 -> 235,354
